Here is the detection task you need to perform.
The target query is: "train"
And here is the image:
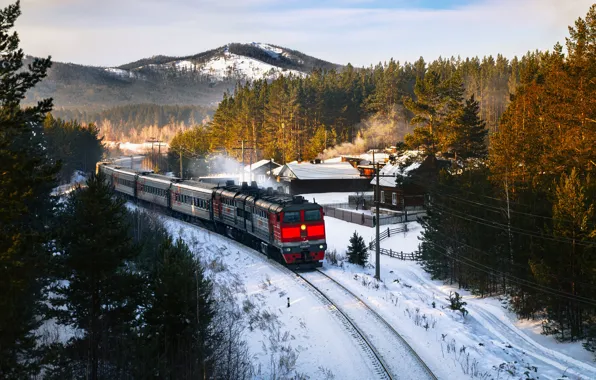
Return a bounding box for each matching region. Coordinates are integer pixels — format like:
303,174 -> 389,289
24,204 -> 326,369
97,162 -> 327,268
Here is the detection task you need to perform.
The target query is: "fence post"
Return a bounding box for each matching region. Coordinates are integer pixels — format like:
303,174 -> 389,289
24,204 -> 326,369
390,248 -> 392,257
387,227 -> 390,238
400,251 -> 403,260
405,223 -> 408,233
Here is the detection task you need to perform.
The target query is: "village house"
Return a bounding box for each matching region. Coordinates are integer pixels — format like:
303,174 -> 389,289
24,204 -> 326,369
274,161 -> 371,195
244,159 -> 281,184
371,153 -> 450,211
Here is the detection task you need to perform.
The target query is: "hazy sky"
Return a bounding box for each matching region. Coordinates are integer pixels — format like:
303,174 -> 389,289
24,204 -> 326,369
6,0 -> 594,67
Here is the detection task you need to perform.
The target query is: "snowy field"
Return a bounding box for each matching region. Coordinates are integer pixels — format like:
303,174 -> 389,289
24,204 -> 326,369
130,191 -> 596,379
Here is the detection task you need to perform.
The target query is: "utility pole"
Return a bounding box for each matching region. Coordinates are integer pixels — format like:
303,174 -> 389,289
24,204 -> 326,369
374,150 -> 380,280
359,150 -> 397,281
179,150 -> 183,179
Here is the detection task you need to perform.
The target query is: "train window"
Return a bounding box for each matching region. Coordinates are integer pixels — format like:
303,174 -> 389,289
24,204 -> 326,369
283,211 -> 300,223
236,208 -> 243,217
244,210 -> 251,219
304,210 -> 321,221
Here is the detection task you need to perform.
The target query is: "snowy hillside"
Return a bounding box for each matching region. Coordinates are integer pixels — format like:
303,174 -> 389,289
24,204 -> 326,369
24,43 -> 337,108
109,42 -> 334,82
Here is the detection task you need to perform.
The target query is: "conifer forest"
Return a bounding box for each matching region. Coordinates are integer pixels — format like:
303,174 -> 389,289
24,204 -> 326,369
2,0 -> 596,378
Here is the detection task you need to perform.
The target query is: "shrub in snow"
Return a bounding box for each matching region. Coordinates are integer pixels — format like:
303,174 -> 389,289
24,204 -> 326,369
446,291 -> 468,317
325,249 -> 342,266
346,231 -> 368,266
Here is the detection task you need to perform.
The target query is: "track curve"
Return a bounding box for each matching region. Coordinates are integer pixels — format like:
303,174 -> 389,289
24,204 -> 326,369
296,269 -> 437,380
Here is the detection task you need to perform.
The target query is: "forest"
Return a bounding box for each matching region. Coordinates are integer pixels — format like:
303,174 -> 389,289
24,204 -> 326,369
0,3 -> 252,379
193,45 -> 517,164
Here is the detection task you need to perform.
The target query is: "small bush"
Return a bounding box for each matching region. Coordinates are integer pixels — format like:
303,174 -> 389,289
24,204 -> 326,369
446,291 -> 468,317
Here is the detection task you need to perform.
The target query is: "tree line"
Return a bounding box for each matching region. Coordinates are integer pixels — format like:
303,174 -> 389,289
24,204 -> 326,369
52,103 -> 213,142
415,5 -> 596,354
172,42 -> 529,164
0,2 -> 251,378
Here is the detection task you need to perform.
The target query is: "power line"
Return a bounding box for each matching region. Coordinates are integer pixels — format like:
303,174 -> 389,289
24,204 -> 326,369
428,201 -> 596,248
425,244 -> 596,307
429,229 -> 596,290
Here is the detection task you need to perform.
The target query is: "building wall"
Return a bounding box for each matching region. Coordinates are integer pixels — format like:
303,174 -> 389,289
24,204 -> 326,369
376,186 -> 425,211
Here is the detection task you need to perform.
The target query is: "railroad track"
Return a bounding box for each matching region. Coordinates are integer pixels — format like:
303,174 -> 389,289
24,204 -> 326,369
293,269 -> 437,380
131,204 -> 435,379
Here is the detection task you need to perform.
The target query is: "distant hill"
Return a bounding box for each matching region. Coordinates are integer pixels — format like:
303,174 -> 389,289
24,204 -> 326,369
24,43 -> 340,110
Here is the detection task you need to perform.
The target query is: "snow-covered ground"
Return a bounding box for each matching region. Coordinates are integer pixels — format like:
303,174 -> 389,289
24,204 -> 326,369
321,216 -> 596,380
161,216 -> 379,379
162,189 -> 596,379
45,184 -> 596,379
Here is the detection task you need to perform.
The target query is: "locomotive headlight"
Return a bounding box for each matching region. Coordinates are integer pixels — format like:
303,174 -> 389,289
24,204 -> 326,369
301,224 -> 306,231
319,245 -> 324,249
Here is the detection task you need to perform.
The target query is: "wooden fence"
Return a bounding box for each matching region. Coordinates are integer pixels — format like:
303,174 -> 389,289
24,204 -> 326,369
368,225 -> 421,261
322,203 -> 425,227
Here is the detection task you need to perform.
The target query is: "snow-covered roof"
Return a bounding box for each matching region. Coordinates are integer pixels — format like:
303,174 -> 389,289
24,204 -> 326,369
244,159 -> 280,172
369,151 -> 424,187
280,162 -> 361,180
270,166 -> 284,176
371,161 -> 422,187
342,152 -> 390,164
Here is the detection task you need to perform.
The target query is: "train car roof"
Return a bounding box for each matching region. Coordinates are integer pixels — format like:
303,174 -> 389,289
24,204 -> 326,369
172,179 -> 217,191
137,172 -> 178,185
111,167 -> 139,176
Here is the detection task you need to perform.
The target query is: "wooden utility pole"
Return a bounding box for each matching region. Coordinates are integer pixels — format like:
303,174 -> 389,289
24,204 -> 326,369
179,150 -> 183,179
360,150 -> 398,282
374,150 -> 380,280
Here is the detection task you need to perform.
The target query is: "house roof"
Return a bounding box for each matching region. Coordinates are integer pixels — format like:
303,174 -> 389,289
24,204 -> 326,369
244,159 -> 281,172
279,161 -> 362,180
371,161 -> 422,187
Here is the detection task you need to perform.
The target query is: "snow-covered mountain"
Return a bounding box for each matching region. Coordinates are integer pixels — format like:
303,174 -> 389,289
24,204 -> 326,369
112,42 -> 336,82
24,43 -> 339,109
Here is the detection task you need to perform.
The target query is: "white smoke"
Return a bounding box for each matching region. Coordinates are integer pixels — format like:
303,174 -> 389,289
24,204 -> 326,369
320,104 -> 412,159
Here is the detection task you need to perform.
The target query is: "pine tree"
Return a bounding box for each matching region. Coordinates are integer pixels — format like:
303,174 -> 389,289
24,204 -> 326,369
50,172 -> 141,380
347,231 -> 368,266
0,1 -> 58,377
452,94 -> 488,160
135,237 -> 216,378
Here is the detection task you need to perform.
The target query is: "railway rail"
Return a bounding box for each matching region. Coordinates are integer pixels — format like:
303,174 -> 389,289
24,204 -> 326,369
294,269 -> 437,380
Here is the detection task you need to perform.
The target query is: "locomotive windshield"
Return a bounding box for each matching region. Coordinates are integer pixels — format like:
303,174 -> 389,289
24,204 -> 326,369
304,209 -> 321,221
283,211 -> 300,223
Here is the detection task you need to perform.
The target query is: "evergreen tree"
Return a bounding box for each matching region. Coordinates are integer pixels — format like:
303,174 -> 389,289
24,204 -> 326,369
347,231 -> 368,266
135,237 -> 216,379
0,1 -> 58,377
50,172 -> 141,380
451,94 -> 488,160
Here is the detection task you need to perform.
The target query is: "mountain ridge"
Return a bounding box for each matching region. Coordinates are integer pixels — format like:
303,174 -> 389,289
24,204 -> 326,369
24,42 -> 340,110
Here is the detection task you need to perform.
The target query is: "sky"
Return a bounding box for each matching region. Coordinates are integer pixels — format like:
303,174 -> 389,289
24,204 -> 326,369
6,0 -> 595,67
